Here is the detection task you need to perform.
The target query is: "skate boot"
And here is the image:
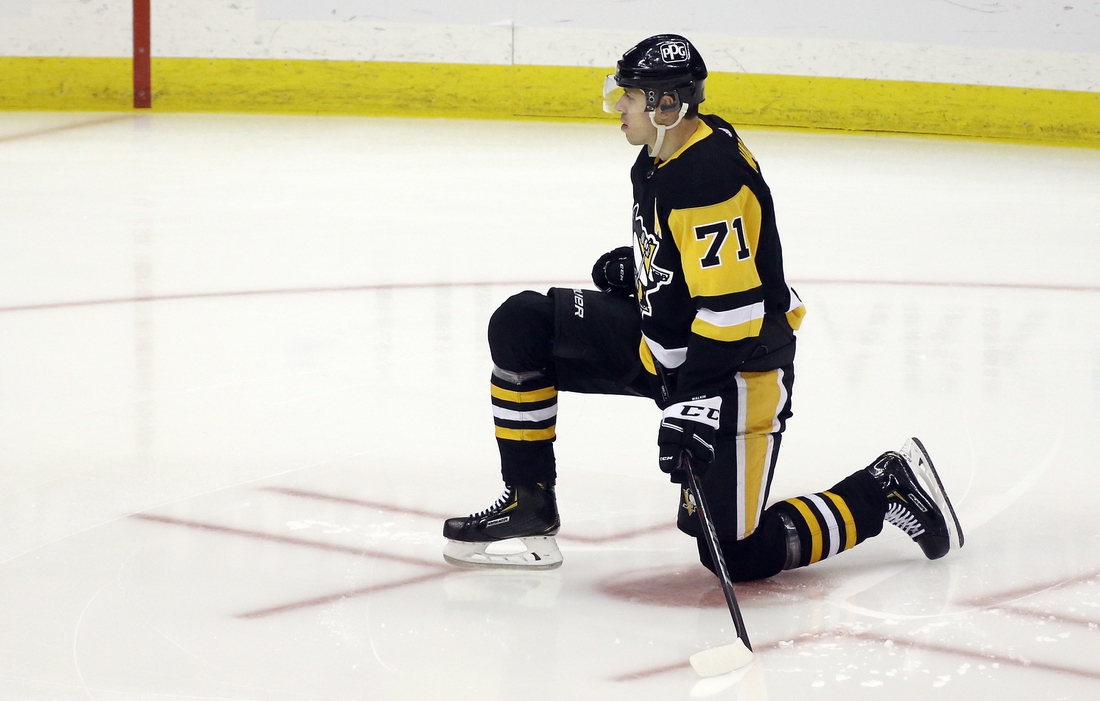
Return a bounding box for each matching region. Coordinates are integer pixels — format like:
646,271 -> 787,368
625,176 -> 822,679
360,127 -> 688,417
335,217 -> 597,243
442,482 -> 562,569
865,437 -> 964,560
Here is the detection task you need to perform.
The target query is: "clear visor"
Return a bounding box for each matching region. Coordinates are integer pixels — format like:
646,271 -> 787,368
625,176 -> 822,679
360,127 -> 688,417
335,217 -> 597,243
602,74 -> 649,114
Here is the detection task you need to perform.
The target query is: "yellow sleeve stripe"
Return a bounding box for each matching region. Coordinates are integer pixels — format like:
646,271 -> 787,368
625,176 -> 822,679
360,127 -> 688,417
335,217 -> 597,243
738,139 -> 759,172
490,384 -> 557,404
638,336 -> 657,375
786,286 -> 806,331
823,491 -> 857,551
786,304 -> 806,331
788,498 -> 823,564
691,315 -> 764,342
495,426 -> 557,442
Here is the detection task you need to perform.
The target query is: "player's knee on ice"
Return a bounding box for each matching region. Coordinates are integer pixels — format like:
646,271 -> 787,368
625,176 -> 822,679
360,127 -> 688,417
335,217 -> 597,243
488,291 -> 556,372
696,511 -> 789,582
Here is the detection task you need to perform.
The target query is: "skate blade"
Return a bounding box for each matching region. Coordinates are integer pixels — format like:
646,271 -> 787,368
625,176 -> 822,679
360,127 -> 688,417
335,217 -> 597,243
442,536 -> 563,570
901,437 -> 965,551
689,639 -> 753,678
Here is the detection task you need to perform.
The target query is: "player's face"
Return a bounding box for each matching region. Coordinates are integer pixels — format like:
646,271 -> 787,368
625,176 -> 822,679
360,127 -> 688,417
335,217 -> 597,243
614,89 -> 656,147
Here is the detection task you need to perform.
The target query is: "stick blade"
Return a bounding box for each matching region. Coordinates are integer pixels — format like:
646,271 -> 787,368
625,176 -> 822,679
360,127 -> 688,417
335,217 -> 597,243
689,639 -> 753,677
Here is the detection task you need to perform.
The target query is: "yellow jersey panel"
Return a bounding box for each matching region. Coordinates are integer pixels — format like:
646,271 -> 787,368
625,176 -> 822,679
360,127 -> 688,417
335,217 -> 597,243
667,185 -> 764,299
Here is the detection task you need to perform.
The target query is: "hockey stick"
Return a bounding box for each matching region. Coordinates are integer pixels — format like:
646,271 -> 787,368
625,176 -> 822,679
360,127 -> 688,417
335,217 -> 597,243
684,455 -> 754,677
652,365 -> 752,675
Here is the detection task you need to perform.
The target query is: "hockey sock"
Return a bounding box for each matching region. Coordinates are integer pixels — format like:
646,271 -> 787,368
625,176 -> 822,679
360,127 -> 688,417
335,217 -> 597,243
492,368 -> 558,485
770,470 -> 886,569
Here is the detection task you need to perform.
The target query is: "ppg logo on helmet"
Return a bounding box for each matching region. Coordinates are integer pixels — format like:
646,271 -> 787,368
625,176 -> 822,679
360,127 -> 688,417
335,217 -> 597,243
660,41 -> 689,63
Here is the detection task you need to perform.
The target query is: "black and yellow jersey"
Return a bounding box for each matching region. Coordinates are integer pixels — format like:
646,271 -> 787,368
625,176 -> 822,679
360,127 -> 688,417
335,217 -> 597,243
630,114 -> 805,398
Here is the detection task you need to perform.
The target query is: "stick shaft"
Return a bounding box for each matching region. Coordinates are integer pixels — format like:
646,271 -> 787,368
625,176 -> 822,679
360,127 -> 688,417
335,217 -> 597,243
686,460 -> 752,649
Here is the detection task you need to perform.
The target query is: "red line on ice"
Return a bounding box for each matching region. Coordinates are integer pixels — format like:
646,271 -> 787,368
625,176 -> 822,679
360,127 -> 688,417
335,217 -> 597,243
264,486 -> 677,544
995,605 -> 1100,630
4,278 -> 1099,315
0,115 -> 132,144
610,660 -> 691,682
0,280 -> 579,314
846,631 -> 1100,681
961,568 -> 1100,608
131,513 -> 444,569
611,639 -> 785,682
236,571 -> 450,619
613,629 -> 1100,682
264,486 -> 452,522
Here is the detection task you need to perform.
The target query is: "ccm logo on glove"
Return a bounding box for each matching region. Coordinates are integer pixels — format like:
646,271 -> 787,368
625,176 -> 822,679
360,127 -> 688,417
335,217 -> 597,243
658,396 -> 722,483
669,396 -> 721,428
677,401 -> 720,424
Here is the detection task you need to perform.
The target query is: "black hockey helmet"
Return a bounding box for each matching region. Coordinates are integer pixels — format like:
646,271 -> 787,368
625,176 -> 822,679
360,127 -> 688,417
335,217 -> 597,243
604,34 -> 707,113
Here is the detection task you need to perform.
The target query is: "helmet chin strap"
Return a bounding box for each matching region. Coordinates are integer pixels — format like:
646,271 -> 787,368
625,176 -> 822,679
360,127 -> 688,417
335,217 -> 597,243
648,103 -> 689,158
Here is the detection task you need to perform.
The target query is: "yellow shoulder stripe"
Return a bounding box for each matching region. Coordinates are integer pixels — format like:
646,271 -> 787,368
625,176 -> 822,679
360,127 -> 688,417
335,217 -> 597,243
658,120 -> 714,167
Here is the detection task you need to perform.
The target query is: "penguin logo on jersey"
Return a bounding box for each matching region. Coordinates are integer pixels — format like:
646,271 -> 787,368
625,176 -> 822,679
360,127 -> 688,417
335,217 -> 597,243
632,203 -> 672,317
681,488 -> 697,516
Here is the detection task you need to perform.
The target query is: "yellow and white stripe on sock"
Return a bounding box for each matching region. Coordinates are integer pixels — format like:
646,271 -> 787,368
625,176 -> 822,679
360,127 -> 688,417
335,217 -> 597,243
490,375 -> 558,443
783,490 -> 859,566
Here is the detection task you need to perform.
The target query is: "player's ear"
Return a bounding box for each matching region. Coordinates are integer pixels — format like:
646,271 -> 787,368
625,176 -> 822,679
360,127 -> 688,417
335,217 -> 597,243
657,93 -> 682,114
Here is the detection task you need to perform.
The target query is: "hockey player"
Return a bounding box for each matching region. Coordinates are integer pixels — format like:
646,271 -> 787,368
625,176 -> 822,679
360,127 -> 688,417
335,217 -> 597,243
443,35 -> 963,579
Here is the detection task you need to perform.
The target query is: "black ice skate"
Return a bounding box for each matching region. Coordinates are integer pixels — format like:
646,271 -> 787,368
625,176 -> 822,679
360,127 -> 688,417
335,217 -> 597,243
442,483 -> 562,569
866,437 -> 964,560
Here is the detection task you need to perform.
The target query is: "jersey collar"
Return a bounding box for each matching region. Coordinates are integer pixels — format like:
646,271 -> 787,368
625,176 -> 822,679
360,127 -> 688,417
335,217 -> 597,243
656,119 -> 712,168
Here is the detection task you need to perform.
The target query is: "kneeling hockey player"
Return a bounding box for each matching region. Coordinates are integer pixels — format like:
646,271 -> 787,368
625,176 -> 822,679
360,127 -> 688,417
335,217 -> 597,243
443,35 -> 963,580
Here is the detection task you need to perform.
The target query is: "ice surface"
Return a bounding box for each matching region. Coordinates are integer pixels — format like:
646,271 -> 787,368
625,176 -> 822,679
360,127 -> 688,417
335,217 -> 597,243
1,112 -> 1099,700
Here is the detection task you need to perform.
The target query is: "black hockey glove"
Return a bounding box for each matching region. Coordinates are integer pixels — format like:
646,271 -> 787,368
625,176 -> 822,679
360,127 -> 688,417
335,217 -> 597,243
658,396 -> 721,484
591,246 -> 635,297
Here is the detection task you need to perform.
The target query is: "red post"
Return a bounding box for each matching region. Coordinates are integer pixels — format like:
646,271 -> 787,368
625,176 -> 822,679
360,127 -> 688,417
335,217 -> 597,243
133,0 -> 151,108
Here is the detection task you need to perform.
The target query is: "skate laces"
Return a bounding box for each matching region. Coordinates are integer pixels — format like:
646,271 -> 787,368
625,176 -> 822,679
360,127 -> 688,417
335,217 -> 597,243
886,502 -> 925,537
471,486 -> 514,519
